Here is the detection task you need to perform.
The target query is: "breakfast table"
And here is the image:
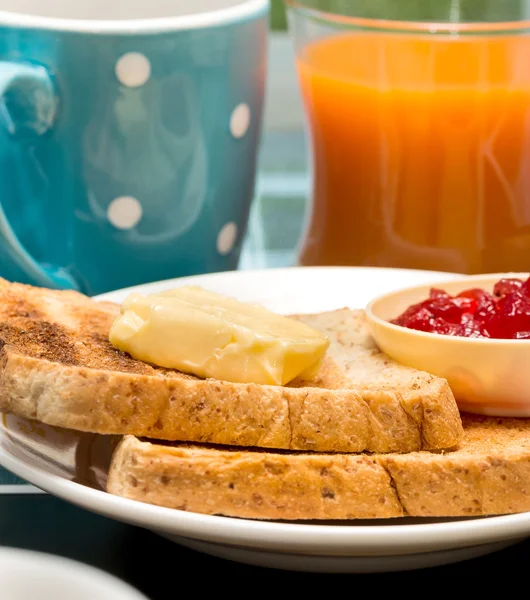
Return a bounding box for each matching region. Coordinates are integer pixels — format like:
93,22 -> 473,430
0,129 -> 530,591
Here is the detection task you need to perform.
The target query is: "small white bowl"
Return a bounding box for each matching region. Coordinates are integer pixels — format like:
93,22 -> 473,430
0,547 -> 148,600
365,272 -> 530,417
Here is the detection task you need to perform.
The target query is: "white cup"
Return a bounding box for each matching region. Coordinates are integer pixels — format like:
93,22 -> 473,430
0,547 -> 149,600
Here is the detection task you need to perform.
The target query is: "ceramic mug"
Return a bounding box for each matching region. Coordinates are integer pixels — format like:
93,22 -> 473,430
0,0 -> 268,295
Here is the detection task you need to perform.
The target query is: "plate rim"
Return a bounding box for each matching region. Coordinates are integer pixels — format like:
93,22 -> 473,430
93,265 -> 465,302
3,265 -> 529,557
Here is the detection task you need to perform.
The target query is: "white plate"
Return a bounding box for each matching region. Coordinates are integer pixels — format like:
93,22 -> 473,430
2,266 -> 530,574
0,547 -> 148,600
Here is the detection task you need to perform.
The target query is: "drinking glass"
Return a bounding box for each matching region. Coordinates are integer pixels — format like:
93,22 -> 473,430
286,0 -> 530,274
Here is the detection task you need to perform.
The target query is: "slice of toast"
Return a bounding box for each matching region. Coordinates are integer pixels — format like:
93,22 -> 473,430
0,278 -> 462,453
107,414 -> 530,520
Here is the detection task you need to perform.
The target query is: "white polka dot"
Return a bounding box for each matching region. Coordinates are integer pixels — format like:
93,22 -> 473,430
229,103 -> 251,138
217,222 -> 238,255
115,52 -> 151,88
107,196 -> 143,230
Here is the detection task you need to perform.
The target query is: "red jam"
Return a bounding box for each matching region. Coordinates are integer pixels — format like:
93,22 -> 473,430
391,276 -> 530,339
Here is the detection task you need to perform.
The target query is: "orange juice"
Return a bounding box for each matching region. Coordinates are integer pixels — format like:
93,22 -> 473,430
297,33 -> 530,273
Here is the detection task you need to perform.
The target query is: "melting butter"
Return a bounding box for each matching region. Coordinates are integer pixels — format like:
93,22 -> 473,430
109,286 -> 329,386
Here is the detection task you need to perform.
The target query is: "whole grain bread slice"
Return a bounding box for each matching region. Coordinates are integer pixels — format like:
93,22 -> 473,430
107,414 -> 530,520
0,278 -> 462,453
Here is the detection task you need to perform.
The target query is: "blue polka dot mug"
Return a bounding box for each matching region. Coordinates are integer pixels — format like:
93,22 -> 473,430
0,0 -> 268,295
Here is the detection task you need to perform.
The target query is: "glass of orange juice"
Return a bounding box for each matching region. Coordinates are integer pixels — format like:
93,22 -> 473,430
286,0 -> 530,274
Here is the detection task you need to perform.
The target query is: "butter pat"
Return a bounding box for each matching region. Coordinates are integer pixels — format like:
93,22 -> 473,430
109,286 -> 330,386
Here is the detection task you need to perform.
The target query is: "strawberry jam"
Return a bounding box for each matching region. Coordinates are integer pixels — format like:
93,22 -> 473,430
391,276 -> 530,339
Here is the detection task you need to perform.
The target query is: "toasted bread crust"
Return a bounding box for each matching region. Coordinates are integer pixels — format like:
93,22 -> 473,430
107,415 -> 530,520
0,279 -> 463,452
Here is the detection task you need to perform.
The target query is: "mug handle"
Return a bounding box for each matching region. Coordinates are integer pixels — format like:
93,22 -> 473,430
0,61 -> 79,290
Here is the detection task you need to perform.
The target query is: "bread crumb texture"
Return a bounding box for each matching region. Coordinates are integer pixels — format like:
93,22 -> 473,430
0,279 -> 463,453
107,414 -> 530,520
